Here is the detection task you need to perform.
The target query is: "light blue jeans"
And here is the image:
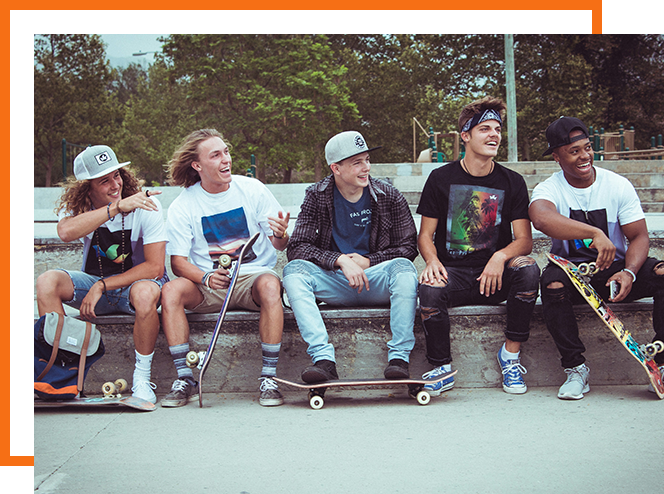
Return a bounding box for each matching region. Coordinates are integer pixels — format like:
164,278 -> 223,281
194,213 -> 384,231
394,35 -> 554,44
282,258 -> 417,364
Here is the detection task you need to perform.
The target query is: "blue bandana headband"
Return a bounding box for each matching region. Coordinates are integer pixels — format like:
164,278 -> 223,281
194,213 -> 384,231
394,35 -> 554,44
461,109 -> 503,133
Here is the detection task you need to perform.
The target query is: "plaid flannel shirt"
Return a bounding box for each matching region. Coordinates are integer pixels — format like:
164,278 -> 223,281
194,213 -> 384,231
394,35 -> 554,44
287,175 -> 418,270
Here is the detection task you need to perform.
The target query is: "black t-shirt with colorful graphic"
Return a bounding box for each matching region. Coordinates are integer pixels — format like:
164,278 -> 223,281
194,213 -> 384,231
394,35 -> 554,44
417,160 -> 530,269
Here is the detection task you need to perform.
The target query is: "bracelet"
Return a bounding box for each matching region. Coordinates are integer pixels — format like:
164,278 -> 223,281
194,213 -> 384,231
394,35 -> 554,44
106,203 -> 114,221
99,278 -> 107,294
202,272 -> 214,288
623,268 -> 637,283
274,231 -> 287,240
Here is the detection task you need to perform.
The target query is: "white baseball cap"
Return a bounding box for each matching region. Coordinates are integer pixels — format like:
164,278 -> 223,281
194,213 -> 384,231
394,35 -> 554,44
325,131 -> 381,165
73,145 -> 130,180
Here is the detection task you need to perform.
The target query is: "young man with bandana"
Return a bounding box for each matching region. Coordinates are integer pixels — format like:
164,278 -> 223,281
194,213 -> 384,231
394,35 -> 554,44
282,131 -> 419,383
417,97 -> 540,395
530,116 -> 664,400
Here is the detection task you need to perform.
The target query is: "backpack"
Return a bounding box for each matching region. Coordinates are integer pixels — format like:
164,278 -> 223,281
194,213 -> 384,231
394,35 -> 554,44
34,312 -> 105,400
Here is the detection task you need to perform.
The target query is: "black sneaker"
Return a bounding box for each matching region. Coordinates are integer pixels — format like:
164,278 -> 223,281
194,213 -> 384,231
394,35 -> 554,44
160,378 -> 199,407
384,359 -> 410,379
301,360 -> 339,383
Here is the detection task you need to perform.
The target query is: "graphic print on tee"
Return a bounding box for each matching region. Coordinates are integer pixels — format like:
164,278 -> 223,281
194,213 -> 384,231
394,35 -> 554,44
86,227 -> 133,276
446,184 -> 503,258
201,207 -> 257,267
568,208 -> 608,260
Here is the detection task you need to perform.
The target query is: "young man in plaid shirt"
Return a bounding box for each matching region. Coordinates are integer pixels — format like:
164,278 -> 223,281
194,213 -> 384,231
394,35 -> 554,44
282,131 -> 419,383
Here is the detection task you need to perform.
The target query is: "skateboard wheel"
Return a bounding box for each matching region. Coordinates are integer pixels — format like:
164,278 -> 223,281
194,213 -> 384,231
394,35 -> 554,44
114,379 -> 128,393
102,382 -> 116,395
588,262 -> 598,275
219,254 -> 232,268
416,390 -> 431,406
309,395 -> 324,410
643,343 -> 659,358
186,351 -> 200,367
578,264 -> 590,276
653,341 -> 664,354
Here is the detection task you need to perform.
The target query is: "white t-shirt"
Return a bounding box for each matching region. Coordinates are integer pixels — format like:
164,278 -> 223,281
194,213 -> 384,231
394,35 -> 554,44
59,196 -> 167,276
166,176 -> 282,274
530,167 -> 644,262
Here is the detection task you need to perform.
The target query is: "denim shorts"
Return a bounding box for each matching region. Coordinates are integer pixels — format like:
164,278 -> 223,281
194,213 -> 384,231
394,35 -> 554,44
59,269 -> 169,315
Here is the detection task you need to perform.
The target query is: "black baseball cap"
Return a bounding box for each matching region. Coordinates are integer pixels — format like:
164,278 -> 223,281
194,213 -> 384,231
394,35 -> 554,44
542,117 -> 590,156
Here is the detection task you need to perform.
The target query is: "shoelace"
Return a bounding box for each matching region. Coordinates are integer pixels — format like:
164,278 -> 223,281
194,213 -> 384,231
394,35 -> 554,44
259,377 -> 279,392
502,360 -> 527,382
171,379 -> 188,391
131,381 -> 157,393
563,366 -> 587,383
422,367 -> 447,380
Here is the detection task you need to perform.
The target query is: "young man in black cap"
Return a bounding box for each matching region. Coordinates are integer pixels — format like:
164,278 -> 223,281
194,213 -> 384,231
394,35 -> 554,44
530,116 -> 664,399
417,96 -> 540,396
282,130 -> 419,383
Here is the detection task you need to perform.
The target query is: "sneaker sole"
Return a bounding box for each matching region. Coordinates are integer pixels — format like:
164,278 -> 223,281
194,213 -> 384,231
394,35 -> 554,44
557,385 -> 589,400
160,393 -> 199,408
259,397 -> 284,407
425,381 -> 455,397
503,384 -> 527,395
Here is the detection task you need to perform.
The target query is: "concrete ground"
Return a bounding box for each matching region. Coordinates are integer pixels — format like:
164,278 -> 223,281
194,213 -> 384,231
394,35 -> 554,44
34,385 -> 663,494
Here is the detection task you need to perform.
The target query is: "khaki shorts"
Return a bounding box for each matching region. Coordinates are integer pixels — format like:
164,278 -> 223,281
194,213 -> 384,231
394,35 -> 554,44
191,269 -> 280,313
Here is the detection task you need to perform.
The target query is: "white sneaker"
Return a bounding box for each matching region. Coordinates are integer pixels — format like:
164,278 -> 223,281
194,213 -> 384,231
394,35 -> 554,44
131,380 -> 157,404
558,364 -> 590,400
647,365 -> 664,394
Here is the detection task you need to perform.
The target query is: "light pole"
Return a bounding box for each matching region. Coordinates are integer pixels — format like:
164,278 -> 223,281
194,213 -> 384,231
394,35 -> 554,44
504,35 -> 518,163
132,51 -> 157,67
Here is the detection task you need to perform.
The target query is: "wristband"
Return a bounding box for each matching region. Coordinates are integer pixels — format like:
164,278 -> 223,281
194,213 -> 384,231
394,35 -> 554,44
202,272 -> 214,288
106,202 -> 114,221
623,268 -> 637,283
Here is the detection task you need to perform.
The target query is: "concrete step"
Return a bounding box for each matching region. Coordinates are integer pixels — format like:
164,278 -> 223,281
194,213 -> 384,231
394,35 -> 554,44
69,300 -> 658,395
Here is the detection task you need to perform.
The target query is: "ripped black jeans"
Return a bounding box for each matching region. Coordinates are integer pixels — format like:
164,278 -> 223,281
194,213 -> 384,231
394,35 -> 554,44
540,257 -> 664,368
419,258 -> 540,366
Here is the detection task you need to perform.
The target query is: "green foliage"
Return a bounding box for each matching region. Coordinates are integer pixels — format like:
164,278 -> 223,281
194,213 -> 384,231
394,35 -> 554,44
34,34 -> 122,186
34,34 -> 664,186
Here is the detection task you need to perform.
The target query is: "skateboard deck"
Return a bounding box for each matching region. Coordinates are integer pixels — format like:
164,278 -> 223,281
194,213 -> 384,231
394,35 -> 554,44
197,232 -> 260,408
274,370 -> 458,409
547,253 -> 664,398
34,395 -> 156,411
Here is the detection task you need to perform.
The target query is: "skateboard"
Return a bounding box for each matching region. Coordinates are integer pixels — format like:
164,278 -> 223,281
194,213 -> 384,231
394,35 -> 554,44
547,253 -> 664,398
192,232 -> 260,408
34,395 -> 156,411
273,370 -> 458,409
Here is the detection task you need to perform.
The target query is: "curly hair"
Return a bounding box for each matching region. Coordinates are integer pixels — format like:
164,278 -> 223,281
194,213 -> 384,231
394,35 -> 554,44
458,96 -> 506,133
166,129 -> 227,188
55,167 -> 144,217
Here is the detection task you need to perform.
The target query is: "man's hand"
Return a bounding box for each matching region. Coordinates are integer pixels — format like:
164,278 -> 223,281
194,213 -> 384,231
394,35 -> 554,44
477,252 -> 507,296
419,258 -> 448,285
606,270 -> 633,302
336,255 -> 370,293
205,267 -> 232,290
590,231 -> 617,271
79,282 -> 104,320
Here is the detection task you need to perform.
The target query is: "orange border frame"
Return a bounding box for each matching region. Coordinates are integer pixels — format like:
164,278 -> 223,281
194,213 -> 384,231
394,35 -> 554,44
0,0 -> 664,492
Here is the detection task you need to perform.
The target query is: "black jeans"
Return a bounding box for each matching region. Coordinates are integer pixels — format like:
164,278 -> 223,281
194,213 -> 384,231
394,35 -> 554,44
419,258 -> 540,366
540,257 -> 664,368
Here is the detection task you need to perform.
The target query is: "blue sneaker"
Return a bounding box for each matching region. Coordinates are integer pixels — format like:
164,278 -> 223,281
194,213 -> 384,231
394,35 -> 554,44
497,350 -> 527,394
421,365 -> 455,396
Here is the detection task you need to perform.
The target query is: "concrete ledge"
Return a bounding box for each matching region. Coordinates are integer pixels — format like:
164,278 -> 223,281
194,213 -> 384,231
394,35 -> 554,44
71,300 -> 657,396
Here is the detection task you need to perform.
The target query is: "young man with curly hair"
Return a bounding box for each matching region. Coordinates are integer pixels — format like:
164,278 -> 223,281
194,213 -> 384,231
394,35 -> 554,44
36,145 -> 168,403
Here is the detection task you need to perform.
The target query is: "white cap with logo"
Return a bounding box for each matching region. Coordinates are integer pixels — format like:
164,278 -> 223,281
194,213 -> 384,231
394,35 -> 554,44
73,145 -> 130,180
324,131 -> 381,166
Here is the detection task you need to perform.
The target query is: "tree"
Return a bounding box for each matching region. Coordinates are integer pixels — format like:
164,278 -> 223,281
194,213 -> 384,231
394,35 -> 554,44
160,34 -> 359,183
115,61 -> 196,185
34,34 -> 122,186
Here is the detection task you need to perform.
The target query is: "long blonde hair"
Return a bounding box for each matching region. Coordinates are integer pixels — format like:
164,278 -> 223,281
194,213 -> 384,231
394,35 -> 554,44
167,129 -> 226,188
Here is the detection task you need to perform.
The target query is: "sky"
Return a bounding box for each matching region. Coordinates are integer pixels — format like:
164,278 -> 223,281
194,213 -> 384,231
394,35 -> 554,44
100,33 -> 168,68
